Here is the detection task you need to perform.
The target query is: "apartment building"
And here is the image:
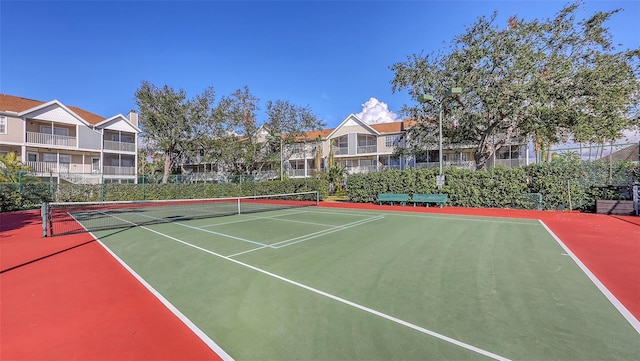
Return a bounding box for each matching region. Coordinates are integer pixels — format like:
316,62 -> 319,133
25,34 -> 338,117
0,94 -> 140,184
280,114 -> 528,178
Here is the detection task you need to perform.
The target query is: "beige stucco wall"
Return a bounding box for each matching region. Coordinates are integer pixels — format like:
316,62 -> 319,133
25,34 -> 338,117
0,115 -> 25,143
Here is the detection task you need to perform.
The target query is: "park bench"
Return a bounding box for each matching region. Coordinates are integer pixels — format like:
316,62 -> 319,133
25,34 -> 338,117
410,194 -> 448,208
378,193 -> 409,206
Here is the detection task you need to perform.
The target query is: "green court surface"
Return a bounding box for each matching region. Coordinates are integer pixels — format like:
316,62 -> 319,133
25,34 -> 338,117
92,207 -> 639,360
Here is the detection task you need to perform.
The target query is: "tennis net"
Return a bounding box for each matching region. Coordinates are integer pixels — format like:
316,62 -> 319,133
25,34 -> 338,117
43,191 -> 319,237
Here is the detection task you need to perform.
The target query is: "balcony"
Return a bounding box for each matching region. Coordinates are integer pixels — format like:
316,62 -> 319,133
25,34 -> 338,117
103,166 -> 136,176
333,146 -> 348,155
345,165 -> 379,174
26,161 -> 91,175
104,140 -> 135,152
357,145 -> 377,154
26,131 -> 77,147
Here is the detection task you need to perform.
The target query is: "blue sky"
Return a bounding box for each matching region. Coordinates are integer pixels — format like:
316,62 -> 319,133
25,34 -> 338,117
1,0 -> 638,130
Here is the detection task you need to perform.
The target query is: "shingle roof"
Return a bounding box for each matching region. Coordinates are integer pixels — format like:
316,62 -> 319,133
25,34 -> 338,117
0,93 -> 106,125
608,143 -> 639,162
294,119 -> 415,141
370,119 -> 416,134
297,129 -> 334,141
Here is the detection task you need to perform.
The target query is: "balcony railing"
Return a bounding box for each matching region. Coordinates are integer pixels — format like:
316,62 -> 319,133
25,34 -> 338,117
286,169 -> 307,177
493,158 -> 527,167
104,140 -> 135,152
26,132 -> 77,147
346,165 -> 378,174
103,166 -> 136,176
26,161 -> 93,174
333,146 -> 348,155
357,145 -> 377,154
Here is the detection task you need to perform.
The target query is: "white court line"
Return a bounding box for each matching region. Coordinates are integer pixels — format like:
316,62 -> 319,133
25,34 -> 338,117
272,215 -> 385,249
74,213 -> 233,360
200,210 -> 313,228
130,211 -> 271,248
136,224 -> 511,361
539,220 -> 640,334
312,208 -> 539,225
227,215 -> 384,258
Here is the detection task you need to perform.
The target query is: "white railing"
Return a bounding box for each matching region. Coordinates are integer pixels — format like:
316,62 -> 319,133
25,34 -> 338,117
333,147 -> 349,155
104,140 -> 135,152
59,173 -> 102,184
380,165 -> 403,171
346,165 -> 378,174
414,162 -> 439,169
287,169 -> 307,177
357,145 -> 377,154
26,132 -> 77,147
493,158 -> 527,168
26,161 -> 92,174
103,166 -> 136,176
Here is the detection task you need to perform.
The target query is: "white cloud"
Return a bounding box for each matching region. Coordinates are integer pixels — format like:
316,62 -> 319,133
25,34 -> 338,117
355,98 -> 398,124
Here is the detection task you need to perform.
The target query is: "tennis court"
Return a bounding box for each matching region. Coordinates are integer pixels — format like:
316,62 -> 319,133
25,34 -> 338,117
54,192 -> 638,361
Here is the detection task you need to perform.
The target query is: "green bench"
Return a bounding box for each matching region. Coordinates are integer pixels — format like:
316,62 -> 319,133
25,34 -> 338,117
378,193 -> 409,206
411,193 -> 448,208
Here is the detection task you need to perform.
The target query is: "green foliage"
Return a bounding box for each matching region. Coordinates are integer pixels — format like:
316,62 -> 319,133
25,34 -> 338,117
135,81 -> 217,183
326,164 -> 347,194
0,156 -> 51,211
346,160 -> 637,211
391,1 -> 639,170
51,178 -> 328,204
0,182 -> 51,212
525,158 -> 637,211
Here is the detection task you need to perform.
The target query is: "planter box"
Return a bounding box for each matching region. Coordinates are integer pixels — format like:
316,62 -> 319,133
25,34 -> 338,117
596,200 -> 636,215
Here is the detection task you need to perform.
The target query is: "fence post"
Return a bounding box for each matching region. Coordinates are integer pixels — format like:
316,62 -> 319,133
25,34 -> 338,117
41,203 -> 48,237
101,172 -> 105,202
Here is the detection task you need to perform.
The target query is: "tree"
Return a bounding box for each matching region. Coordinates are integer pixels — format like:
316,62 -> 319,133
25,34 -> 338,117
264,99 -> 326,176
391,1 -> 640,170
212,86 -> 261,175
135,81 -> 216,183
0,152 -> 31,183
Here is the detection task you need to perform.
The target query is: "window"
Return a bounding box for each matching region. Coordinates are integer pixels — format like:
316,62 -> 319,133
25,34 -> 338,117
43,153 -> 57,162
92,158 -> 100,172
122,158 -> 134,167
0,116 -> 7,134
292,143 -> 303,153
28,153 -> 38,162
41,126 -> 69,136
385,135 -> 399,147
59,155 -> 71,164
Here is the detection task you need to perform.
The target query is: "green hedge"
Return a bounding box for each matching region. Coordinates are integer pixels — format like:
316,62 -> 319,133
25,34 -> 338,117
0,183 -> 52,212
53,178 -> 329,203
346,160 -> 638,211
2,160 -> 637,213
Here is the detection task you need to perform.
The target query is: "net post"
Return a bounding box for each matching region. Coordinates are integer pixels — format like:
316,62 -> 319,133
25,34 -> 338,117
237,197 -> 241,215
316,190 -> 319,206
41,203 -> 48,237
